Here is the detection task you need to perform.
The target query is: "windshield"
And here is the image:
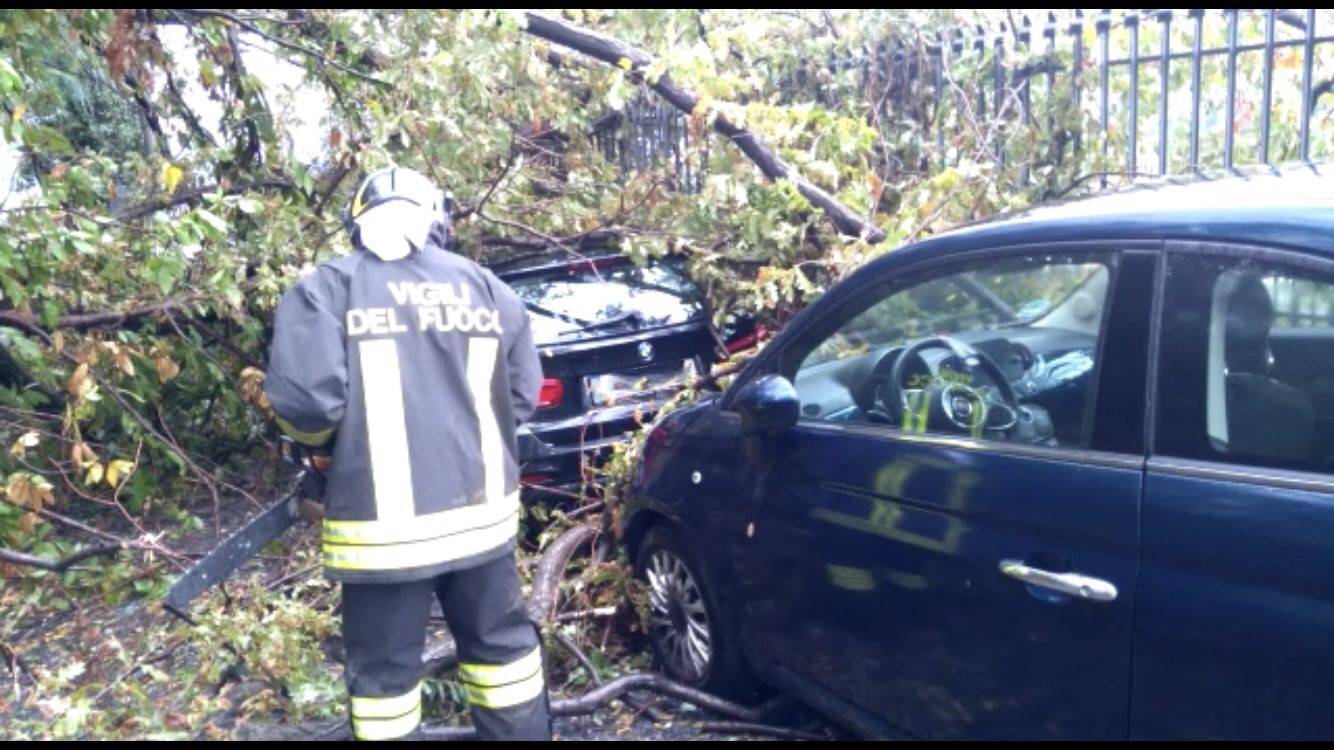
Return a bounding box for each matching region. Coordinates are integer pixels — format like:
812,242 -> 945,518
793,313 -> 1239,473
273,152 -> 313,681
804,256 -> 1103,367
507,257 -> 705,343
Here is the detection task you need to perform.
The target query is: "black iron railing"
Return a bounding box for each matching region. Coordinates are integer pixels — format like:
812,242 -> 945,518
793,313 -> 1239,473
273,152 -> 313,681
592,10 -> 1332,191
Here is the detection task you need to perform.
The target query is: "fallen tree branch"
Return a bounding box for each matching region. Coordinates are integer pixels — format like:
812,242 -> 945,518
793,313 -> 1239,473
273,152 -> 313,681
0,542 -> 128,573
697,719 -> 830,741
424,521 -> 602,673
554,671 -> 762,720
526,521 -> 601,623
0,298 -> 194,336
554,605 -> 617,623
554,629 -> 672,724
416,672 -> 774,740
173,8 -> 391,87
520,11 -> 886,243
115,177 -> 297,221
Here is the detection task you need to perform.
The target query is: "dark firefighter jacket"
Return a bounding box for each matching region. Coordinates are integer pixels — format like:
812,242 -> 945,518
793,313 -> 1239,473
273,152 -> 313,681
264,241 -> 542,583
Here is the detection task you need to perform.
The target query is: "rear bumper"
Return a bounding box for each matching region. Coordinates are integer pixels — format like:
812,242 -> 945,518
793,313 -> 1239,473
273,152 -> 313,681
517,400 -> 667,498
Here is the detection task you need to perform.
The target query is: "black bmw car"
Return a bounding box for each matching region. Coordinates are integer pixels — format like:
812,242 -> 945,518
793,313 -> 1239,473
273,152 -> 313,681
488,247 -> 757,499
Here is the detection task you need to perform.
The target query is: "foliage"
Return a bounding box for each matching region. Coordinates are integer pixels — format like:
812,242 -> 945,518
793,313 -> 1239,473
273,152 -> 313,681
1,8 -> 1331,739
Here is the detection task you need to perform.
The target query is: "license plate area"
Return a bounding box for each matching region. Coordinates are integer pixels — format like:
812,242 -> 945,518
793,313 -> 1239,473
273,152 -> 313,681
585,360 -> 696,407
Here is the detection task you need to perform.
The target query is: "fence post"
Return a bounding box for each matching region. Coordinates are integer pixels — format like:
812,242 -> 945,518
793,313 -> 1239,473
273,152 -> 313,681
934,33 -> 946,170
1045,13 -> 1057,137
1189,9 -> 1204,172
1300,9 -> 1316,162
1157,10 -> 1172,176
1019,15 -> 1032,182
1097,10 -> 1111,187
1071,11 -> 1084,161
1126,11 -> 1140,176
1260,9 -> 1275,164
994,25 -> 1006,167
1224,8 -> 1238,172
975,25 -> 988,119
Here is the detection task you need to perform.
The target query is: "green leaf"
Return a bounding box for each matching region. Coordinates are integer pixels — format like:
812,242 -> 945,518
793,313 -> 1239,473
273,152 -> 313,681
193,208 -> 227,238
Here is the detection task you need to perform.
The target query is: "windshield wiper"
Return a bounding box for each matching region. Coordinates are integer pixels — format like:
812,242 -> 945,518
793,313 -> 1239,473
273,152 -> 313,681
551,312 -> 648,338
526,302 -> 645,336
524,301 -> 599,328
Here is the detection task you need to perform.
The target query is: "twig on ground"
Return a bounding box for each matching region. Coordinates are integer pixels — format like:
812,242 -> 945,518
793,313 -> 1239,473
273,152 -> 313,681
696,719 -> 830,741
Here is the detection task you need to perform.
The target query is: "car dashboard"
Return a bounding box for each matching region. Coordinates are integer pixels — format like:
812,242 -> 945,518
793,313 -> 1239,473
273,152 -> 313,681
796,325 -> 1098,446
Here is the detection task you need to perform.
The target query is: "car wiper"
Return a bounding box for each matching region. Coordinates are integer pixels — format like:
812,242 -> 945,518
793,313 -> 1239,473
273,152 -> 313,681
524,301 -> 598,328
578,311 -> 642,332
549,312 -> 647,338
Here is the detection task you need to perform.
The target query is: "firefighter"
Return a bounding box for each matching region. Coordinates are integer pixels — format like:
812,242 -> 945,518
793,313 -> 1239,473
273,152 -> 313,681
263,166 -> 549,741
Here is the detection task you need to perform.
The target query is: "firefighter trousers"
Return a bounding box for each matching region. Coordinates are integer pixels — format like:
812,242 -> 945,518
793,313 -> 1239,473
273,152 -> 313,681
341,551 -> 551,741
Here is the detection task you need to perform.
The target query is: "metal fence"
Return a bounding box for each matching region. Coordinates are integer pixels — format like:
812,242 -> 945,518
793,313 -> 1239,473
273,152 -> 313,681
592,9 -> 1333,190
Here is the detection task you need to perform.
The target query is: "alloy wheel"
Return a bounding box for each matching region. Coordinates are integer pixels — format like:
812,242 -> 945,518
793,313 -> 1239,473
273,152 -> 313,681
645,548 -> 712,683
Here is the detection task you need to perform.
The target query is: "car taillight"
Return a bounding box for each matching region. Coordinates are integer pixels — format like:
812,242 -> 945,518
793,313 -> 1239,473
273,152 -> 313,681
638,417 -> 678,480
537,378 -> 565,410
725,325 -> 768,355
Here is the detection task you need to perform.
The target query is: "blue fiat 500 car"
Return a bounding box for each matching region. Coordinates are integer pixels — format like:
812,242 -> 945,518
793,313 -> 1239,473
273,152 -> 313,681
624,169 -> 1334,739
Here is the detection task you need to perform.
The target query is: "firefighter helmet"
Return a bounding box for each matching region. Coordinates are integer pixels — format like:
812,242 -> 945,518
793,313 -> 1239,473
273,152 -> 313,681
343,167 -> 450,259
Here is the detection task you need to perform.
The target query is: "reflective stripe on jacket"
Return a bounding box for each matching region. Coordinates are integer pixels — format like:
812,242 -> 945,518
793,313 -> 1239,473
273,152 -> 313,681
264,241 -> 542,583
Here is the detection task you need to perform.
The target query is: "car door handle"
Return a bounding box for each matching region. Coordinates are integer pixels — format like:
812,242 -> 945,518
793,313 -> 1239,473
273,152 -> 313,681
998,560 -> 1118,603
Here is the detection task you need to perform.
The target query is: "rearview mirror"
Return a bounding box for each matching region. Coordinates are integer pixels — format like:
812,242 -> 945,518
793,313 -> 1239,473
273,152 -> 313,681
735,374 -> 799,435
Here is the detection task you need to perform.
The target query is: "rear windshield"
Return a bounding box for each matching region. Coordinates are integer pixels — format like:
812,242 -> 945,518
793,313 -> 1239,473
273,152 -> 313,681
506,257 -> 705,342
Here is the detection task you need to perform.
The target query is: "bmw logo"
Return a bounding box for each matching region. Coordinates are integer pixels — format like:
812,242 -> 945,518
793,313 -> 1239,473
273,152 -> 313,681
637,341 -> 654,362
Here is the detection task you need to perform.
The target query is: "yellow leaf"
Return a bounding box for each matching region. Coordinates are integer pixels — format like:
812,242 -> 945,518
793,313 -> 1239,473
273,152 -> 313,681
67,363 -> 90,398
115,350 -> 135,377
9,431 -> 39,458
161,163 -> 184,196
617,57 -> 633,71
11,102 -> 25,123
106,460 -> 135,488
154,356 -> 180,383
6,475 -> 32,507
84,462 -> 104,487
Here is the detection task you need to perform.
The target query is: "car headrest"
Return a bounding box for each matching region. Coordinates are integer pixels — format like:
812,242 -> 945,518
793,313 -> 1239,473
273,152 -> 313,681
1225,273 -> 1274,374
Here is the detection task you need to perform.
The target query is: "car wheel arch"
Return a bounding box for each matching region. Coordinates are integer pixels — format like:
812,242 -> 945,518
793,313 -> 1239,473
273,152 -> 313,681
623,507 -> 675,561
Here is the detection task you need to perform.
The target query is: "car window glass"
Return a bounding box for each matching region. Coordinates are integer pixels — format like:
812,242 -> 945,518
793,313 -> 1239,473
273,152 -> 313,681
508,258 -> 705,342
1156,252 -> 1334,473
784,252 -> 1113,449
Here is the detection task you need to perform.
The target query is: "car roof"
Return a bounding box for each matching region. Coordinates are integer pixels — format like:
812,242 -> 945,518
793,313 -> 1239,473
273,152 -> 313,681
882,165 -> 1334,272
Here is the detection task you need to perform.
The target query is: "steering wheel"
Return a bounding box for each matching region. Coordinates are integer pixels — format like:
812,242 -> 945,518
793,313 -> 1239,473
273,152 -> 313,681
869,335 -> 1021,435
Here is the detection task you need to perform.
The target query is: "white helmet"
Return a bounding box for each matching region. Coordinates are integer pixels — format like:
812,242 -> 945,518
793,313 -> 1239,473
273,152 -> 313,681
343,167 -> 449,260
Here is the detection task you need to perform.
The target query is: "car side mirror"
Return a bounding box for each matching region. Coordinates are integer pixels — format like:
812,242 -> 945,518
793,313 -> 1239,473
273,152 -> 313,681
735,374 -> 799,435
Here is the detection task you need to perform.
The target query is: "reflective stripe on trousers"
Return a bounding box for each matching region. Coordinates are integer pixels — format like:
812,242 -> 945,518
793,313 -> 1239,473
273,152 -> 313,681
350,683 -> 422,741
459,645 -> 545,709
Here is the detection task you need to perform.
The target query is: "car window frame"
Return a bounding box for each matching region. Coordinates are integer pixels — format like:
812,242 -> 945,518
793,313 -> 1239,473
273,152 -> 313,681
1148,240 -> 1334,490
721,240 -> 1157,468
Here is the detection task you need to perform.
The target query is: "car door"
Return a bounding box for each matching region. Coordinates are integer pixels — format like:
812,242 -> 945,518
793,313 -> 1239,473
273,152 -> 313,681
1134,243 -> 1334,739
732,245 -> 1156,739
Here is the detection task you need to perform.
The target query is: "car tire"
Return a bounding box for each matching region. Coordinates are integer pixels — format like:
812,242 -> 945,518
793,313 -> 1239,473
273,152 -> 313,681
634,524 -> 756,698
